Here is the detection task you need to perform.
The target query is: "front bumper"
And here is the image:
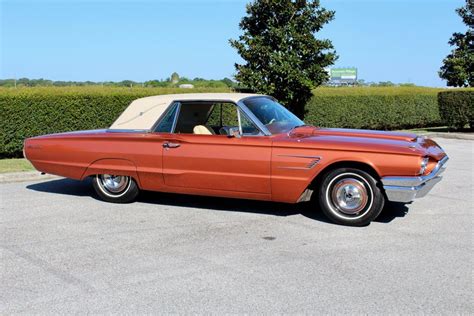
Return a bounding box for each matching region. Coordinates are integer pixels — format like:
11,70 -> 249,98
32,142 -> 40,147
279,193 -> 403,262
381,155 -> 449,203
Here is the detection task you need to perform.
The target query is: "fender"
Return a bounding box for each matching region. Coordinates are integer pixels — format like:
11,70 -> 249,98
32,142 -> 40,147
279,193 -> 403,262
81,158 -> 141,187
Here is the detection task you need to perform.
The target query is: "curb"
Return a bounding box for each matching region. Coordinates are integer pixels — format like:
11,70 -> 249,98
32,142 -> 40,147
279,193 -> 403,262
420,132 -> 474,141
0,171 -> 60,184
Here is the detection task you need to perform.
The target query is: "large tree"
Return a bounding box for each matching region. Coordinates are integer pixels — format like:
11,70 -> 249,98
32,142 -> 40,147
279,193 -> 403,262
230,0 -> 337,118
439,0 -> 474,87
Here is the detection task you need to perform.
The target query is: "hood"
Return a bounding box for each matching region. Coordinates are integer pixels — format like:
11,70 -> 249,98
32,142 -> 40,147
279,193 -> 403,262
289,126 -> 418,142
278,126 -> 445,160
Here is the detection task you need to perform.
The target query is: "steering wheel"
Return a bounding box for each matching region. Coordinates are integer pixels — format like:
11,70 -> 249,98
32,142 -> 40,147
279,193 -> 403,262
267,118 -> 276,125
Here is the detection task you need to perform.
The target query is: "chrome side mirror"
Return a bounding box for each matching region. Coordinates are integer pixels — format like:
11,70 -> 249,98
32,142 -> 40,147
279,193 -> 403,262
228,127 -> 241,138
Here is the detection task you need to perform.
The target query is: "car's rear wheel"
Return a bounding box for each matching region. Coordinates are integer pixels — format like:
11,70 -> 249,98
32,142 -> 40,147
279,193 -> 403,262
92,174 -> 139,203
317,168 -> 384,226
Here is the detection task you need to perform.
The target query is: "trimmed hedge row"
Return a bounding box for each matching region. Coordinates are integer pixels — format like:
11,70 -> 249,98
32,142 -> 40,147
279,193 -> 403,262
307,92 -> 441,130
0,87 -> 442,158
438,90 -> 474,130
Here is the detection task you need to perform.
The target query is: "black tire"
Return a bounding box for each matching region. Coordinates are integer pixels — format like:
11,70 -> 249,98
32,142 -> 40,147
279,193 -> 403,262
92,174 -> 139,203
317,168 -> 385,226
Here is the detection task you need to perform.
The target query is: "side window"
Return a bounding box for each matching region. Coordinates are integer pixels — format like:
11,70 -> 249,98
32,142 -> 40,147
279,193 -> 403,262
154,102 -> 179,133
239,110 -> 261,135
174,103 -> 214,134
206,103 -> 238,127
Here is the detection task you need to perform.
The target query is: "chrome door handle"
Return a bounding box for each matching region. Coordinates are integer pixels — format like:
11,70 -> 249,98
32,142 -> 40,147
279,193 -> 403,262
163,142 -> 180,148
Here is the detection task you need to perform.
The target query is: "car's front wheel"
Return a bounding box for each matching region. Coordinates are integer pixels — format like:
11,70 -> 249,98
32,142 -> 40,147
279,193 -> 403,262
317,168 -> 385,226
92,174 -> 139,203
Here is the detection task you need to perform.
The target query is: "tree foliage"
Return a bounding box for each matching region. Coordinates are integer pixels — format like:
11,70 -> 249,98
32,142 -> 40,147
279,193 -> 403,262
230,0 -> 337,118
439,0 -> 474,87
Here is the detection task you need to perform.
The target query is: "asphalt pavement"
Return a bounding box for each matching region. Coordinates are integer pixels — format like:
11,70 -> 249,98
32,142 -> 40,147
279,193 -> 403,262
1,138 -> 472,314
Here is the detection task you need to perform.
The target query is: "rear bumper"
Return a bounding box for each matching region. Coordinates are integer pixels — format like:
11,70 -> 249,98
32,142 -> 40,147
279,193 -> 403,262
381,155 -> 449,203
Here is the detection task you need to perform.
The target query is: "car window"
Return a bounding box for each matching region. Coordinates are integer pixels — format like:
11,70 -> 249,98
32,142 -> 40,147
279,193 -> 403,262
174,102 -> 213,134
244,97 -> 304,134
154,102 -> 179,133
239,109 -> 261,135
206,103 -> 238,128
160,101 -> 263,136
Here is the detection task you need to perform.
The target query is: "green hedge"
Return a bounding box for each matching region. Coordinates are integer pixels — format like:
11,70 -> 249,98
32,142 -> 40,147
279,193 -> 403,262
0,87 -> 443,158
306,87 -> 441,130
438,90 -> 474,130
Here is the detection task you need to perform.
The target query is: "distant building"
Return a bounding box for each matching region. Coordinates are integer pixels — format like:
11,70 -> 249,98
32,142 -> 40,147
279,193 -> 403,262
170,72 -> 179,84
179,84 -> 194,89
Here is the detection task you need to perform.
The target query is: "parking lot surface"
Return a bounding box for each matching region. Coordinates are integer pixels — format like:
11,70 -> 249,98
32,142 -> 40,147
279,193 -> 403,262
1,138 -> 472,314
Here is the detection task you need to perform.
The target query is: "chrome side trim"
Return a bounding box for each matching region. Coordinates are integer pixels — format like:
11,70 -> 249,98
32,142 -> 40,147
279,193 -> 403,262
277,154 -> 321,159
381,155 -> 449,203
277,155 -> 321,170
297,188 -> 314,202
106,129 -> 149,133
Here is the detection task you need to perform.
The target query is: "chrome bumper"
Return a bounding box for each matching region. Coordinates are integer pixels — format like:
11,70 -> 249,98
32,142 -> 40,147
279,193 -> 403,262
381,155 -> 449,203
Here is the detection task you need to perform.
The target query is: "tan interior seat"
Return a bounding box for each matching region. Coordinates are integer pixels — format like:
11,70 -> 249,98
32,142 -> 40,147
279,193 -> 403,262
193,125 -> 215,135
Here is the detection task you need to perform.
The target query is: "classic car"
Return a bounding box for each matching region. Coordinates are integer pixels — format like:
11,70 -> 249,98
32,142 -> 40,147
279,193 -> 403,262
23,93 -> 448,226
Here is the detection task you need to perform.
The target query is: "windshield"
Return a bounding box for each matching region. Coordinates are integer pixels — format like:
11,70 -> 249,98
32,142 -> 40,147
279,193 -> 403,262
243,97 -> 304,134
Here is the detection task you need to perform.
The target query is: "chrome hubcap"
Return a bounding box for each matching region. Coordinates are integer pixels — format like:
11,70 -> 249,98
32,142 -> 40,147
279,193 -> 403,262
99,174 -> 129,193
331,178 -> 368,214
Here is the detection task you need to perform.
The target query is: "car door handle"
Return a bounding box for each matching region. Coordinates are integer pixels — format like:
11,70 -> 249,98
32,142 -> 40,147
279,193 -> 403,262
163,142 -> 180,148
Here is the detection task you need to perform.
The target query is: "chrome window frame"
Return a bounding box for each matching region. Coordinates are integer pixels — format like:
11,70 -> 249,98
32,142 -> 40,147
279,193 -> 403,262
170,102 -> 181,133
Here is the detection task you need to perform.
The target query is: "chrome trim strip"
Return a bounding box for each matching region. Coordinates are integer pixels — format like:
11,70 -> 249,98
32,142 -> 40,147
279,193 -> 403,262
278,166 -> 310,170
381,155 -> 448,203
277,156 -> 321,170
170,102 -> 181,133
236,106 -> 243,135
277,154 -> 322,159
106,129 -> 149,133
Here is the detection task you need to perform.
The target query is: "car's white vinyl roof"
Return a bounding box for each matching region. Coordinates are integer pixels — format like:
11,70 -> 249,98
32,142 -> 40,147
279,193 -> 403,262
109,93 -> 263,130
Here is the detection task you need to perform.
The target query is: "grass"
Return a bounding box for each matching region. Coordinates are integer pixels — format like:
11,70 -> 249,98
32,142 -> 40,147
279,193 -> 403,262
0,158 -> 34,173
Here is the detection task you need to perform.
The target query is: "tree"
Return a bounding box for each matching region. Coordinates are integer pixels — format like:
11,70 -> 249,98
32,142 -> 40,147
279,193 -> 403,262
230,0 -> 337,118
439,0 -> 474,87
221,77 -> 235,87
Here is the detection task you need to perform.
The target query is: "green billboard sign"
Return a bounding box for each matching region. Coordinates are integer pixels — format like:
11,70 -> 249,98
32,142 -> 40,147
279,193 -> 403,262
330,68 -> 357,80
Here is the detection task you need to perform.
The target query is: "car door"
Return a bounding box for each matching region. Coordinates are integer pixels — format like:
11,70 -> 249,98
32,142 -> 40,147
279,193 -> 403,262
161,102 -> 272,195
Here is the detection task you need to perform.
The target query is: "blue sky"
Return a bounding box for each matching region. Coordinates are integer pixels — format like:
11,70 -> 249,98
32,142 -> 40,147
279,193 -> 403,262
0,0 -> 466,87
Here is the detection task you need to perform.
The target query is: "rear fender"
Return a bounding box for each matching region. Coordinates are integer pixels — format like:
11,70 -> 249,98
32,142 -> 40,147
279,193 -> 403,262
81,158 -> 141,187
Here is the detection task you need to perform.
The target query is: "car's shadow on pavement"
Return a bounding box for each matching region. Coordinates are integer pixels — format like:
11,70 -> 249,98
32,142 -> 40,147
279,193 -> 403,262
27,178 -> 409,225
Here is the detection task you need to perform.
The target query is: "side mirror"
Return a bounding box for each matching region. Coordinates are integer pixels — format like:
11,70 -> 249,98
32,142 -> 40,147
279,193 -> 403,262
228,127 -> 241,138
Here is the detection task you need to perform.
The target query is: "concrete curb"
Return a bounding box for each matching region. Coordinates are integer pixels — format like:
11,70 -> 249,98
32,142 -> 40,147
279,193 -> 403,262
0,171 -> 60,184
420,132 -> 474,141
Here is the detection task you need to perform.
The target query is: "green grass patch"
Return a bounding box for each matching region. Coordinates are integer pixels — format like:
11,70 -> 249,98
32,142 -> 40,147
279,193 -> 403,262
0,158 -> 34,173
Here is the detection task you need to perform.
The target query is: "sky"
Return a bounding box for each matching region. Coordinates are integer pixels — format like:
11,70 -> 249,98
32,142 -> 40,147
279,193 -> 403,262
0,0 -> 467,87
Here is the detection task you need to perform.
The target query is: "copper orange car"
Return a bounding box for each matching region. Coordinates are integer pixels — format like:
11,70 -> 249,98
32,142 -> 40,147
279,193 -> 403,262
23,93 -> 448,226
